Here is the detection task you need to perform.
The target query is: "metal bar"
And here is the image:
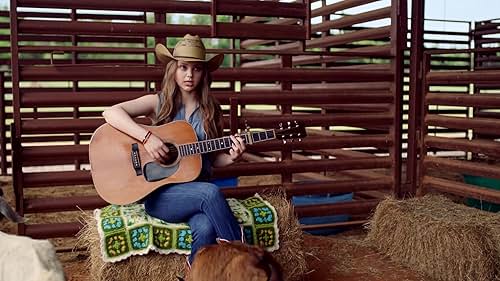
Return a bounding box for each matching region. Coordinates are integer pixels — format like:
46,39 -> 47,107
16,11 -> 146,21
215,157 -> 392,178
301,220 -> 368,230
294,199 -> 380,217
285,178 -> 392,196
407,0 -> 425,195
18,44 -> 395,57
390,0 -> 407,197
18,0 -> 212,13
222,178 -> 390,198
417,53 -> 431,196
216,0 -> 306,18
19,20 -> 210,37
21,91 -> 148,107
426,93 -> 500,108
23,170 -> 91,188
424,136 -> 500,158
425,47 -> 500,55
311,0 -> 378,17
19,20 -> 307,41
18,0 -> 306,17
281,55 -> 293,184
312,6 -> 391,33
215,22 -> 306,40
0,73 -> 5,174
424,157 -> 500,180
10,0 -> 25,235
24,222 -> 82,239
229,97 -> 238,134
425,115 -> 500,136
211,0 -> 217,37
305,0 -> 311,39
19,113 -> 393,134
19,46 -> 151,53
21,65 -> 394,82
423,176 -> 500,204
307,26 -> 391,48
426,70 -> 500,84
24,195 -> 106,213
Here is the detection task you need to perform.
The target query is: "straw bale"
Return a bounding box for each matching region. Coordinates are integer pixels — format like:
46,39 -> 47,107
366,195 -> 500,281
78,192 -> 306,281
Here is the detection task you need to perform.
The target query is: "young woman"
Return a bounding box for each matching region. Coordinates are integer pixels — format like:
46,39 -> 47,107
102,34 -> 245,267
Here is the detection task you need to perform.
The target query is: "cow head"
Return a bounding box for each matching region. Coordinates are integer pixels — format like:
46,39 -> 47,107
180,241 -> 283,281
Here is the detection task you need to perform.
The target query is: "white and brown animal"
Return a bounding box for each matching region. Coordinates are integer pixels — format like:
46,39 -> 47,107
0,231 -> 65,281
180,241 -> 283,281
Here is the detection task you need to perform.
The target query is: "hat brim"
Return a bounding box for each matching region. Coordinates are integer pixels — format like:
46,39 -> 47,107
155,43 -> 223,72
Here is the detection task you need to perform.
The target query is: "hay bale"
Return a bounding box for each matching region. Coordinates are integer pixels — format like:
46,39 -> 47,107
78,193 -> 306,281
366,195 -> 500,281
261,192 -> 306,281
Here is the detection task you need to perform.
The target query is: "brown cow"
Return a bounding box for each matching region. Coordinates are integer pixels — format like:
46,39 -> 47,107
179,241 -> 283,281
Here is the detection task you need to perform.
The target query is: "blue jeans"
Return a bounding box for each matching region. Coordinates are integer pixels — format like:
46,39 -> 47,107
144,181 -> 241,264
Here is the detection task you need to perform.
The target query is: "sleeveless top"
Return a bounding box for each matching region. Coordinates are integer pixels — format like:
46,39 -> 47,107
156,93 -> 213,180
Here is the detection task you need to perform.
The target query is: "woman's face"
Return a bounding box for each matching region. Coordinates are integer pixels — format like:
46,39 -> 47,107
175,60 -> 204,94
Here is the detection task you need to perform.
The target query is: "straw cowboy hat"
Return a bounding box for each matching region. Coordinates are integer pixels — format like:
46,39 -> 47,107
155,34 -> 224,72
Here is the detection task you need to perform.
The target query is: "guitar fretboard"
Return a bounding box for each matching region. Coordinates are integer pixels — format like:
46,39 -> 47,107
178,130 -> 276,157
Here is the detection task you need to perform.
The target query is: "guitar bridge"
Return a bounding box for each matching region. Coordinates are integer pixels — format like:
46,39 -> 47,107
131,143 -> 142,176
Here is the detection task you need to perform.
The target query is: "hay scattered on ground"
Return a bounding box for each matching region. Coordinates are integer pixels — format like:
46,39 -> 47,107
78,192 -> 306,281
366,195 -> 500,281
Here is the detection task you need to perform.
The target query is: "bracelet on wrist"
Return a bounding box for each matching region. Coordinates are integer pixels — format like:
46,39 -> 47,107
142,131 -> 152,144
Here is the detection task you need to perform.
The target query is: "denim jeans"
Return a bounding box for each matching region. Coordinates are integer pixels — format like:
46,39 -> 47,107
144,181 -> 241,264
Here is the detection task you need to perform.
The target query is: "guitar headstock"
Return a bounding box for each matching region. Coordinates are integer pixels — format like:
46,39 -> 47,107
276,121 -> 307,143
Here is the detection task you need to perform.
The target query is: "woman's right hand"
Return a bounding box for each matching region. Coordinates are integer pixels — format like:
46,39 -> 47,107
143,133 -> 169,163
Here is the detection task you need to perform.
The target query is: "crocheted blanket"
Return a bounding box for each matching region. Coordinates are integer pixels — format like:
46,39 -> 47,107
95,193 -> 279,263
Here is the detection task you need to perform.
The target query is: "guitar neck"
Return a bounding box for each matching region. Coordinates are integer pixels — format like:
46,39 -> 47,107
178,129 -> 276,157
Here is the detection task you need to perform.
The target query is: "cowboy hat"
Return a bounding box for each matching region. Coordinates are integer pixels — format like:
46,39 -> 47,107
155,34 -> 224,72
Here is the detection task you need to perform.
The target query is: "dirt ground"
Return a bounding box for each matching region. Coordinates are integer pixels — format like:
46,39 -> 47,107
0,175 -> 436,281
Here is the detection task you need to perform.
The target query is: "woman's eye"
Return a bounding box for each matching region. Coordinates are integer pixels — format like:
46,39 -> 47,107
194,67 -> 202,72
179,65 -> 187,70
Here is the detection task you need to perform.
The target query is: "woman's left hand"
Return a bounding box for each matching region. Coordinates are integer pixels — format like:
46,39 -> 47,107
229,134 -> 246,162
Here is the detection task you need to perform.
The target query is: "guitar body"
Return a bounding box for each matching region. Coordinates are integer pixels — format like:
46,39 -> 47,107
89,121 -> 202,205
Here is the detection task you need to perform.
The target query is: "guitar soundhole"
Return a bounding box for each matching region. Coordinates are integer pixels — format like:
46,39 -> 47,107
163,142 -> 179,165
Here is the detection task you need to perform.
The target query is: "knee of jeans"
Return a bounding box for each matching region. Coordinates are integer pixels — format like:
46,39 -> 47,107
200,182 -> 224,202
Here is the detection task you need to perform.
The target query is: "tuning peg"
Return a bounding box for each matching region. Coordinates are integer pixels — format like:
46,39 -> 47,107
298,138 -> 302,142
279,122 -> 283,129
282,139 -> 287,144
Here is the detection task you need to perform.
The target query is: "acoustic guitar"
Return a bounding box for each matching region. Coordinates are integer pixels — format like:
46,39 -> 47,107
89,120 -> 306,204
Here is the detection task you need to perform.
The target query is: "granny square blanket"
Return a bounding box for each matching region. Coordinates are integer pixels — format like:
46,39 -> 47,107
95,193 -> 280,262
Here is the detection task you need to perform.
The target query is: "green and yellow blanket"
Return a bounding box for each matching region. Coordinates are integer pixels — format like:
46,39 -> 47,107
95,193 -> 279,263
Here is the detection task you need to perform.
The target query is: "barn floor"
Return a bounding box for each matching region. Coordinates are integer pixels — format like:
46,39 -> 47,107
302,234 -> 434,281
0,175 -> 436,281
53,231 -> 435,281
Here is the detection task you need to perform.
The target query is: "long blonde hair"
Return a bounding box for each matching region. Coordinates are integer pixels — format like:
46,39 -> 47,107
155,60 -> 223,139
